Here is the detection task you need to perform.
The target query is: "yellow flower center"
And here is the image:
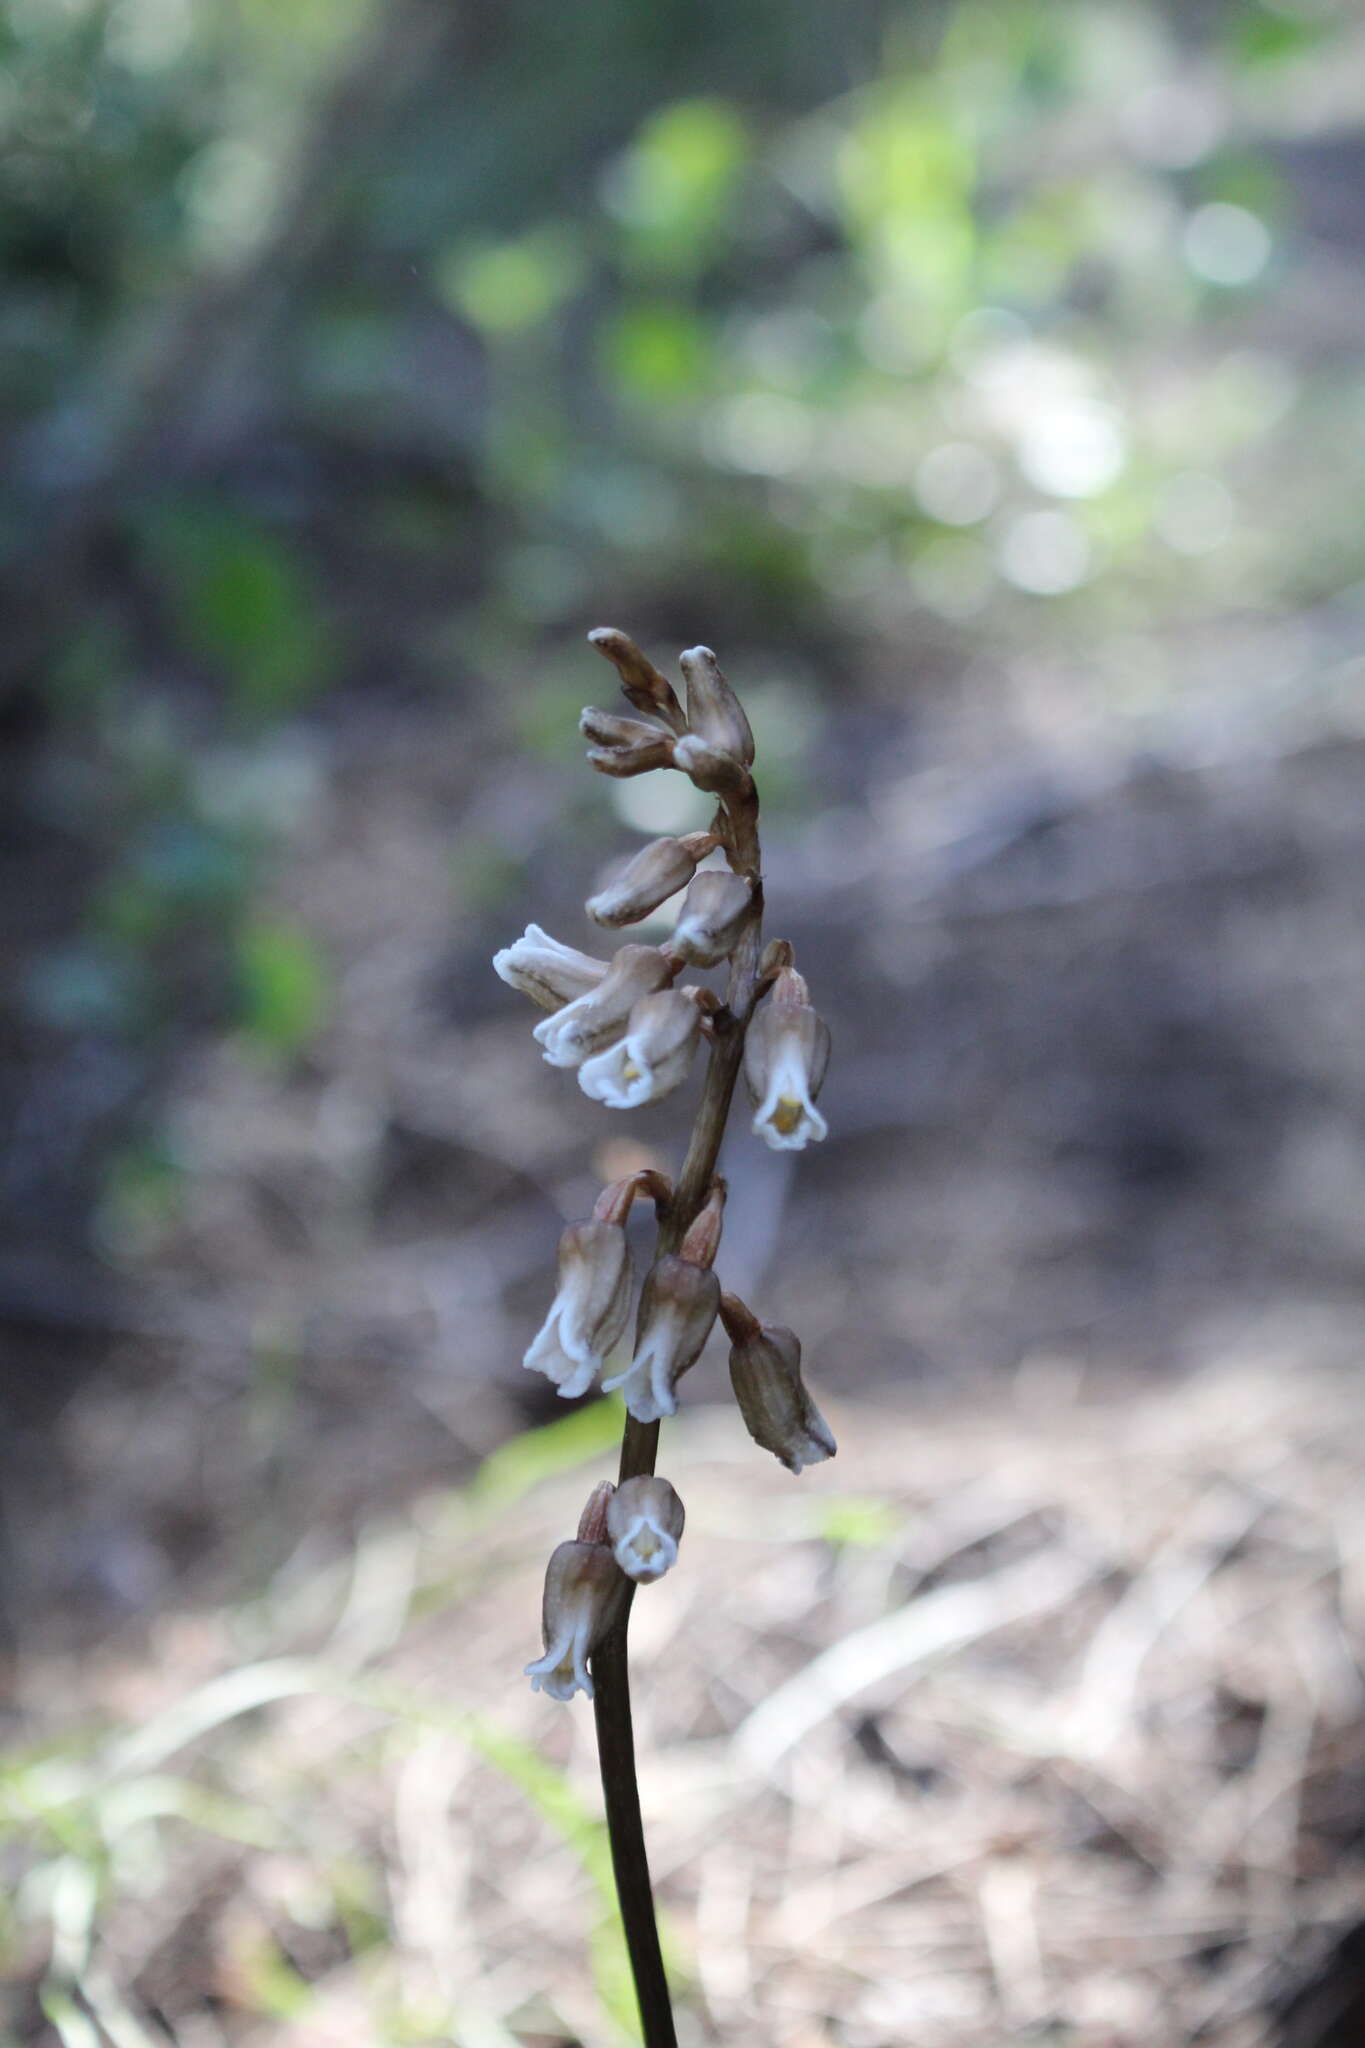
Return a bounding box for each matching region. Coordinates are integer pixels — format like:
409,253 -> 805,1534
771,1096 -> 803,1135
622,1060 -> 641,1082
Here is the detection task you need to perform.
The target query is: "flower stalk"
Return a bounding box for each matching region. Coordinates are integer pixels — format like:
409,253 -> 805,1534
496,630 -> 835,2045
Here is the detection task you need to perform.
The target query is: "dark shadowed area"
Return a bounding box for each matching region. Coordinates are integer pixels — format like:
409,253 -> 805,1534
3,2 -> 1365,2042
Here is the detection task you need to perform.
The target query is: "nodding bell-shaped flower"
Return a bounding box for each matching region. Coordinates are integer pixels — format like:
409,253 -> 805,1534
532,945 -> 675,1069
721,1295 -> 836,1474
608,1476 -> 685,1582
579,707 -> 677,778
603,1253 -> 721,1424
669,870 -> 754,967
744,965 -> 831,1151
493,924 -> 608,1013
524,1219 -> 632,1399
524,1539 -> 625,1702
577,989 -> 702,1109
585,832 -> 717,929
680,646 -> 755,766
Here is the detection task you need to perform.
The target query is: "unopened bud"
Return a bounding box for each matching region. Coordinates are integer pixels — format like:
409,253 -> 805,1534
608,1476 -> 685,1582
524,1539 -> 625,1702
493,924 -> 609,1013
721,1296 -> 836,1474
586,832 -> 717,929
669,870 -> 754,966
602,1253 -> 721,1423
678,1178 -> 726,1269
672,733 -> 753,800
744,966 -> 831,1151
532,945 -> 675,1068
588,627 -> 687,733
580,708 -> 676,778
577,989 -> 702,1109
680,646 -> 755,766
577,1480 -> 616,1545
524,1219 -> 632,1399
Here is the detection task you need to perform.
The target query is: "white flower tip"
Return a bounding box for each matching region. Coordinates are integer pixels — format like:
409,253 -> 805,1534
524,1659 -> 593,1703
614,1522 -> 679,1580
754,1095 -> 829,1150
784,1432 -> 836,1474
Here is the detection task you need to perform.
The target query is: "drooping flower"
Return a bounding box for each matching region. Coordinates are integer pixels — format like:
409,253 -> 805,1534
524,1539 -> 624,1702
524,1219 -> 632,1399
744,966 -> 831,1151
607,1475 -> 686,1582
602,1253 -> 720,1424
532,945 -> 675,1068
669,870 -> 754,967
721,1294 -> 836,1474
577,990 -> 702,1109
585,832 -> 716,929
493,924 -> 608,1013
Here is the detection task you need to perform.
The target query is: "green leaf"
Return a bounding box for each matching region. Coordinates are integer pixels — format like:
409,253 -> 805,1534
437,225 -> 584,336
236,918 -> 328,1056
146,503 -> 333,718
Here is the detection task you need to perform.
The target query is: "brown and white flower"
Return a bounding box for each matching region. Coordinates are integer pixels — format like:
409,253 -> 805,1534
722,1295 -> 836,1473
607,1475 -> 686,1582
744,966 -> 831,1151
602,1253 -> 720,1424
493,924 -> 608,1013
577,989 -> 702,1109
524,1219 -> 633,1399
586,832 -> 716,929
524,1540 -> 625,1702
532,944 -> 675,1068
669,869 -> 754,967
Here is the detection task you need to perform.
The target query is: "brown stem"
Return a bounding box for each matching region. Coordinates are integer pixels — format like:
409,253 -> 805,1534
594,778 -> 763,2045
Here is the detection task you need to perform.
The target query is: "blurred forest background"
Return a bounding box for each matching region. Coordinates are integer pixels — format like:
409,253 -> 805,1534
5,0 -> 1365,2042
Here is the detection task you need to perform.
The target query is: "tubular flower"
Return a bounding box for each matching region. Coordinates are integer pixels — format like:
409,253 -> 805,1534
669,870 -> 754,967
722,1297 -> 836,1474
586,832 -> 716,929
680,646 -> 755,765
524,1539 -> 624,1702
532,944 -> 674,1069
524,1219 -> 632,1399
577,990 -> 702,1109
603,1254 -> 720,1424
579,707 -> 676,777
744,966 -> 831,1152
607,1476 -> 685,1583
493,924 -> 608,1013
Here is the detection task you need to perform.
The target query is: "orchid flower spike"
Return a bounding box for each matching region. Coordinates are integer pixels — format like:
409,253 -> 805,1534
744,964 -> 831,1151
721,1294 -> 836,1474
524,1218 -> 633,1399
608,1476 -> 685,1583
586,832 -> 717,929
492,924 -> 609,1013
532,944 -> 675,1069
577,989 -> 702,1109
603,1253 -> 720,1424
524,1539 -> 625,1702
669,869 -> 754,967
